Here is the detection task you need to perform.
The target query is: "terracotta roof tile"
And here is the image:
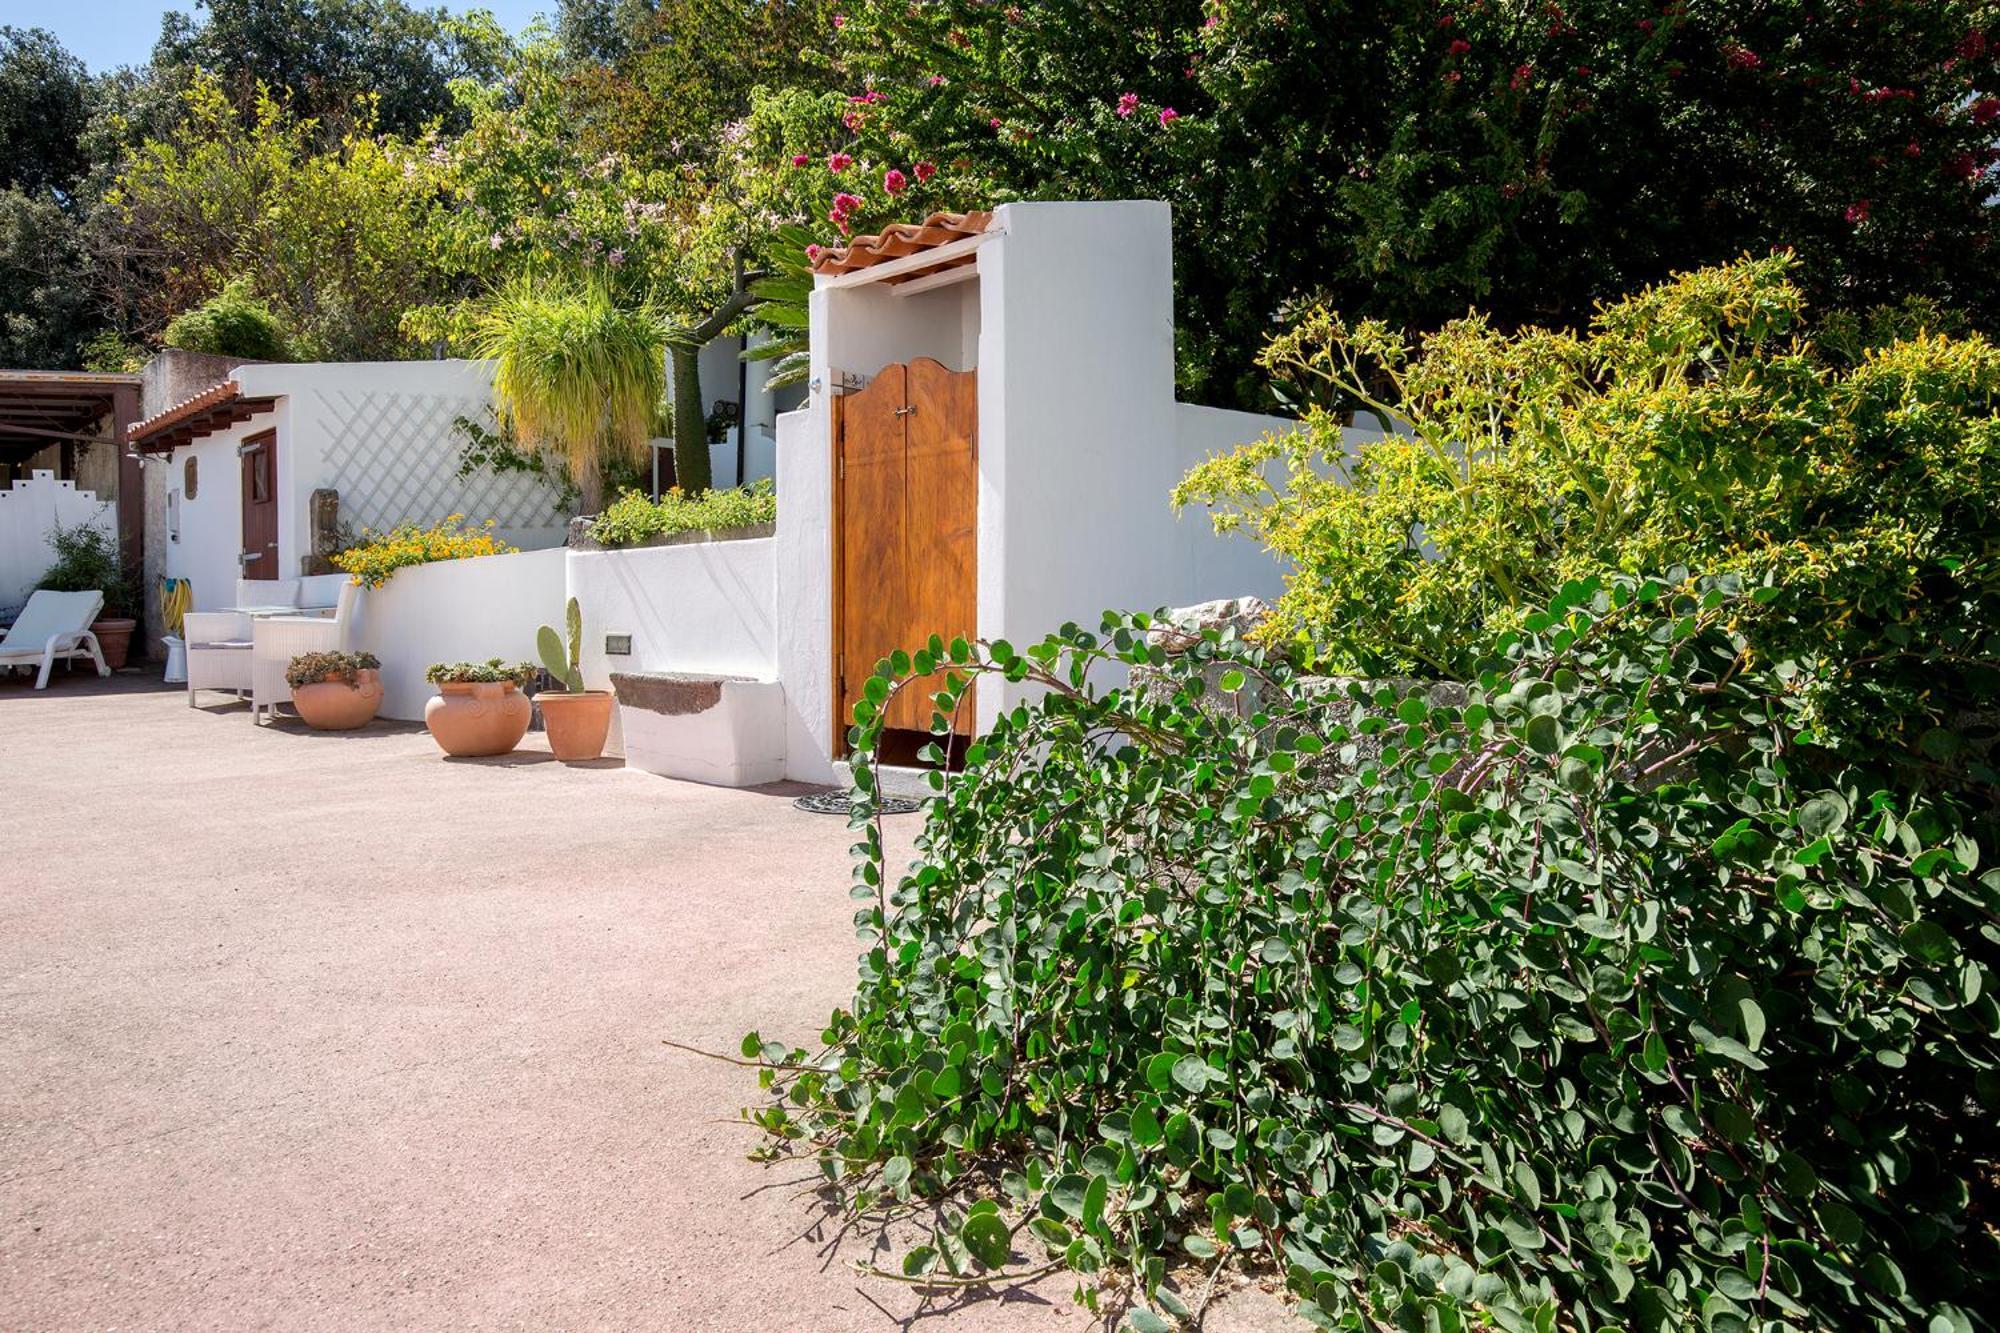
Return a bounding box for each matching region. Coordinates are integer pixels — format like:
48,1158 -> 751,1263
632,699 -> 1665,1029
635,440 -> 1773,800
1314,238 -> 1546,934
128,380 -> 275,451
811,210 -> 994,278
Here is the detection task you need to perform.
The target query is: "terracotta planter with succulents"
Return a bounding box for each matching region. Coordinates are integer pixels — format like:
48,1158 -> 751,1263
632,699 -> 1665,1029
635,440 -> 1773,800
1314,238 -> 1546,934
534,595 -> 612,762
423,660 -> 535,757
287,652 -> 383,730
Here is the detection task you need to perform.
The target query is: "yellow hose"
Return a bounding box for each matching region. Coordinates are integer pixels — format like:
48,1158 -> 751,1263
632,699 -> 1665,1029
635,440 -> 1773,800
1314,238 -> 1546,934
161,578 -> 192,636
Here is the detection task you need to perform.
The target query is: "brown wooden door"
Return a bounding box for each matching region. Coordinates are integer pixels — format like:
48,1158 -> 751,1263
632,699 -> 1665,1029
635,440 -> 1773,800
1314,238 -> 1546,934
240,431 -> 279,578
834,358 -> 977,747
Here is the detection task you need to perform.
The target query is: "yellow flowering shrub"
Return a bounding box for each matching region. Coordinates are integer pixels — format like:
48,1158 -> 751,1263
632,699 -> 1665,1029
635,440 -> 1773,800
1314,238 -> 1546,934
1173,255 -> 2000,759
332,514 -> 517,587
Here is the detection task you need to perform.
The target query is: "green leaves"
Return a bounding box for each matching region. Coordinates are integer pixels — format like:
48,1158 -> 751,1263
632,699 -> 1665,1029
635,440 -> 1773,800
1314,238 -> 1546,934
741,584 -> 1999,1333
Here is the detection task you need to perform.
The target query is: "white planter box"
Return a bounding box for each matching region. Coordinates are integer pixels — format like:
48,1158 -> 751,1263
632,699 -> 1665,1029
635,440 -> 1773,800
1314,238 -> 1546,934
612,672 -> 786,788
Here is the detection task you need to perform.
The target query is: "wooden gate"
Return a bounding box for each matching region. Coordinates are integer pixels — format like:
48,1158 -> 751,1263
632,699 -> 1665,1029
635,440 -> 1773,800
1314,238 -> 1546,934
833,358 -> 977,748
239,430 -> 279,579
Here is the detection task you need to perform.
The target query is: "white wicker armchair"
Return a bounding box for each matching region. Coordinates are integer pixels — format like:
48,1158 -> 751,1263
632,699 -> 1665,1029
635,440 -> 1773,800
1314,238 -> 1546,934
250,581 -> 362,724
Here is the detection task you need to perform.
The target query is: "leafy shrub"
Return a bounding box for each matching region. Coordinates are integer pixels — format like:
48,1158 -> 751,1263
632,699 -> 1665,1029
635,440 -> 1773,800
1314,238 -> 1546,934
1173,256 -> 2000,765
424,658 -> 536,686
745,577 -> 1999,1332
285,650 -> 379,689
162,278 -> 289,360
331,513 -> 516,588
37,521 -> 134,616
587,478 -> 775,547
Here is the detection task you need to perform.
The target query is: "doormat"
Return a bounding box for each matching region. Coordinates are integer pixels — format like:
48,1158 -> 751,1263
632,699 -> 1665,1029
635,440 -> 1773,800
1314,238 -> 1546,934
793,791 -> 923,816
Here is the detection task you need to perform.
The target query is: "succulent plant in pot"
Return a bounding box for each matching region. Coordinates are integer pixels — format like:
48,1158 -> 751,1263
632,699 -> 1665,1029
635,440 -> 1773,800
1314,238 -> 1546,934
422,658 -> 536,757
286,650 -> 383,730
535,596 -> 613,762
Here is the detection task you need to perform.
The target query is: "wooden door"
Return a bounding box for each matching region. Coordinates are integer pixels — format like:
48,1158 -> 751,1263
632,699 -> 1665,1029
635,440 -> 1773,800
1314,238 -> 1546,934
240,431 -> 279,578
834,358 -> 978,748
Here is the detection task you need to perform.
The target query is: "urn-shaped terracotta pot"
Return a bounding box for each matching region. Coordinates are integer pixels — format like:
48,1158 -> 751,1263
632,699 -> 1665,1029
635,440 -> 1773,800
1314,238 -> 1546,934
537,689 -> 614,762
293,667 -> 383,731
92,617 -> 136,670
424,680 -> 531,757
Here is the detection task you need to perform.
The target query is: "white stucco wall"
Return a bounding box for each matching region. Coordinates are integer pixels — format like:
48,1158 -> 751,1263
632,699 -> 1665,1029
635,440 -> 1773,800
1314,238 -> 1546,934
351,546 -> 567,721
564,535 -> 779,758
774,404 -> 836,783
0,471 -> 116,616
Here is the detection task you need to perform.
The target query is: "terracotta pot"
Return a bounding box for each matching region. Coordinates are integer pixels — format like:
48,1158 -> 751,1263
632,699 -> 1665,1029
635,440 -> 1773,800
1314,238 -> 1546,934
537,689 -> 614,762
292,668 -> 383,731
91,617 -> 136,671
424,680 -> 531,757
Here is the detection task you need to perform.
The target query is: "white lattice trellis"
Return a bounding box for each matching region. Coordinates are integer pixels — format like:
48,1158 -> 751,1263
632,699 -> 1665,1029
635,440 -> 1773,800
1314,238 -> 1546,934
313,388 -> 566,537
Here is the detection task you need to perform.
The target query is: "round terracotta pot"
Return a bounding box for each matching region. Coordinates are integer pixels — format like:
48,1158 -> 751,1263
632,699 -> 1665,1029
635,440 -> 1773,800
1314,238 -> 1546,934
537,689 -> 614,762
292,668 -> 383,731
424,680 -> 531,757
91,617 -> 136,671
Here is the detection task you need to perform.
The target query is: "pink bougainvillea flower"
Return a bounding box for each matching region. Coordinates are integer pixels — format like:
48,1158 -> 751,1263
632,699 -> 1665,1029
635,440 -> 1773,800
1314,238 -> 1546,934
883,168 -> 908,194
1723,43 -> 1761,71
927,74 -> 946,87
1436,13 -> 1455,26
1204,14 -> 1219,28
1510,62 -> 1532,90
832,12 -> 845,27
1973,97 -> 2000,124
1636,17 -> 1654,32
914,160 -> 937,183
1448,37 -> 1470,54
1158,106 -> 1179,126
1844,199 -> 1871,224
828,152 -> 854,171
805,243 -> 823,262
1443,69 -> 1462,84
988,117 -> 1002,129
832,191 -> 864,216
791,153 -> 810,168
1116,91 -> 1139,118
1905,140 -> 1924,158
1945,152 -> 1981,181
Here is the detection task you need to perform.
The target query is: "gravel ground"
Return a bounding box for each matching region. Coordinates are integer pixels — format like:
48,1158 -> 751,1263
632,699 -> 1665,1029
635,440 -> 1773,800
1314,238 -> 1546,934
0,671 -> 1303,1333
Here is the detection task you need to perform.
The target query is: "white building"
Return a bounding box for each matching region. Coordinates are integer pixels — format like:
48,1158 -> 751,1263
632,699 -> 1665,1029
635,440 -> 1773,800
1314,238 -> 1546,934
128,359 -> 572,614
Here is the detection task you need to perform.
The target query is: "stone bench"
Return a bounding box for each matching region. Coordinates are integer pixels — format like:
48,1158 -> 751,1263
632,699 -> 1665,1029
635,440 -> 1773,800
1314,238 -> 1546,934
609,671 -> 786,788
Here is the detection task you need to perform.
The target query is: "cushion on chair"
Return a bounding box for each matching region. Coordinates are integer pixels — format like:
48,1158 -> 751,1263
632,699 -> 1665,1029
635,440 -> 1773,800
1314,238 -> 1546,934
297,573 -> 352,611
235,578 -> 300,609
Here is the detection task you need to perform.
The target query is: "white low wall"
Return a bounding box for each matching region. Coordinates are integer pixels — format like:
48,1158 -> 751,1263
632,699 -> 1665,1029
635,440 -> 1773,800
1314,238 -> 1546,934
564,534 -> 779,758
352,546 -> 567,720
0,471 -> 115,617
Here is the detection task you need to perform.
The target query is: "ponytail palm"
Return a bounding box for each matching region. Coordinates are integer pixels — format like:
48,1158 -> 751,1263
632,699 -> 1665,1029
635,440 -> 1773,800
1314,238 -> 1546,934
467,278 -> 666,513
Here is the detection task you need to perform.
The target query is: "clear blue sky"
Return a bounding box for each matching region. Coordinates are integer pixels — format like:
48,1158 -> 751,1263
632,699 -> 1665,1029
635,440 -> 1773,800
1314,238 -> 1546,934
7,1 -> 554,74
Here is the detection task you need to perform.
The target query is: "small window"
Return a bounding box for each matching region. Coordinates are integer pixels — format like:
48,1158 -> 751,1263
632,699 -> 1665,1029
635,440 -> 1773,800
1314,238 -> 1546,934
251,450 -> 271,503
183,455 -> 198,500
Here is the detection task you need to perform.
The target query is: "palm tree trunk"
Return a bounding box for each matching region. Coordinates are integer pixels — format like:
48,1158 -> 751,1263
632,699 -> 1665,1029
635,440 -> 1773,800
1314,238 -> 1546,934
669,342 -> 711,496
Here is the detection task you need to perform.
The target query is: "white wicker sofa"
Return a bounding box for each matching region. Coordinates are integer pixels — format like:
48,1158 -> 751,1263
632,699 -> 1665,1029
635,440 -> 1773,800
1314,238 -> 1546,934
183,576 -> 357,712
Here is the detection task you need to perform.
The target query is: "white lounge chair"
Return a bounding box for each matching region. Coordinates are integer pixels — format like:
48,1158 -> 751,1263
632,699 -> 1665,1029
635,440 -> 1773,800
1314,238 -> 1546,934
0,590 -> 110,689
250,580 -> 362,724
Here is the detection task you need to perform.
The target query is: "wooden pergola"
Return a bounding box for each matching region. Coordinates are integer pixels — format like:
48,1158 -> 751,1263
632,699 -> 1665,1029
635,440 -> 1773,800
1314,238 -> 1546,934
0,370 -> 147,585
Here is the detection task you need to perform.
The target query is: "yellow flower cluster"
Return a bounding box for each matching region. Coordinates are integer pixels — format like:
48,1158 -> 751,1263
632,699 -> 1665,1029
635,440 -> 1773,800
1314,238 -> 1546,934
331,513 -> 518,588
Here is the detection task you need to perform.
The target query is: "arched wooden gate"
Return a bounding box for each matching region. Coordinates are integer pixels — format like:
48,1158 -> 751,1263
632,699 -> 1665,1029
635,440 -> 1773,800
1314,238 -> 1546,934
831,358 -> 977,751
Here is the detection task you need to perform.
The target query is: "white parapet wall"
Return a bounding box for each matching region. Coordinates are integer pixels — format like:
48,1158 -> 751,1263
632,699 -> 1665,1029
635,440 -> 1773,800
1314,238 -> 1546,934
0,471 -> 115,617
351,546 -> 568,721
564,533 -> 780,763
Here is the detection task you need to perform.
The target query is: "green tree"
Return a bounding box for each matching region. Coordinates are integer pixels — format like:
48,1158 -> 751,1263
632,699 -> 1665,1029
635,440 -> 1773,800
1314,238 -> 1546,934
0,27 -> 91,197
152,0 -> 510,138
824,0 -> 2000,408
98,74 -> 448,358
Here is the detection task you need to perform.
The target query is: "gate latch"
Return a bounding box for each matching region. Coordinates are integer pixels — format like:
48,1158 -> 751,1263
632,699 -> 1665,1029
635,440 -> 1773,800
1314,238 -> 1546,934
894,405 -> 916,417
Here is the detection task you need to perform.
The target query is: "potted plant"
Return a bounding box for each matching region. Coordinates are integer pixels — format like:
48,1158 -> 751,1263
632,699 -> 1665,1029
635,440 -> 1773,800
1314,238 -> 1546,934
535,596 -> 614,762
286,651 -> 383,730
423,659 -> 536,757
37,522 -> 139,670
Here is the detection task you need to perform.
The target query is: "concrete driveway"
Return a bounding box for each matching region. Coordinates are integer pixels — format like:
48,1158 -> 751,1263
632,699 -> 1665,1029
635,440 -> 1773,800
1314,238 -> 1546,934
0,673 -> 1103,1331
